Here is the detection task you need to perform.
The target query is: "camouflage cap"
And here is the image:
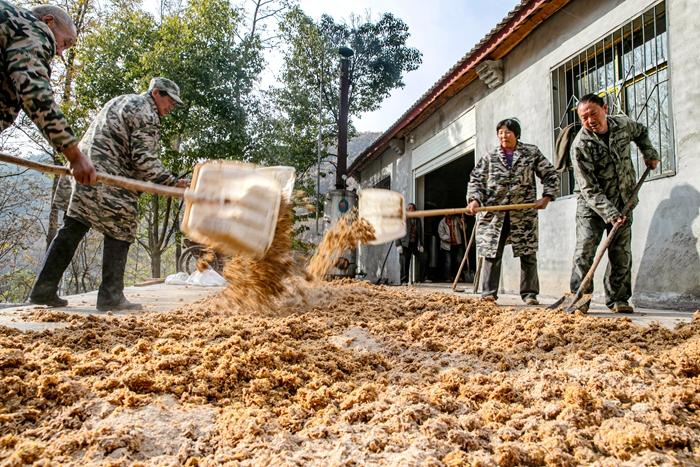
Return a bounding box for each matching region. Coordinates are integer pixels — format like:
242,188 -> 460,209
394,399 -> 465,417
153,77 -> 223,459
147,77 -> 184,105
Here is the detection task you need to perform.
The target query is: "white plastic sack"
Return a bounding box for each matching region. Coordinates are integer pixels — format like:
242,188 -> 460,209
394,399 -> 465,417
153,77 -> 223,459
165,272 -> 190,285
186,268 -> 227,287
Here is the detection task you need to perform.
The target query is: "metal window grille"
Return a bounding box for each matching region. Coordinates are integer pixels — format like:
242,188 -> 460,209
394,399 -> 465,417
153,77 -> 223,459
551,1 -> 673,197
374,176 -> 391,189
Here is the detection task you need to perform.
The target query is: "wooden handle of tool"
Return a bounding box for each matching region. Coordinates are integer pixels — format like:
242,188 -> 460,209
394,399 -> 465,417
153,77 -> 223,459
452,218 -> 479,290
577,167 -> 651,293
577,221 -> 623,295
0,152 -> 185,198
407,203 -> 538,218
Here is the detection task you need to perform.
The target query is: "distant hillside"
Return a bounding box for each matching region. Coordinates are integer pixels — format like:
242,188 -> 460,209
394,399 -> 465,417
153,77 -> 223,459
0,155 -> 54,276
0,155 -> 54,220
348,132 -> 382,167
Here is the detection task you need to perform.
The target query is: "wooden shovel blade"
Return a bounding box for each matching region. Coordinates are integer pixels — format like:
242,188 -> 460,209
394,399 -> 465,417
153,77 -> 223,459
181,161 -> 293,258
565,293 -> 592,313
547,292 -> 592,313
547,294 -> 570,310
358,188 -> 406,245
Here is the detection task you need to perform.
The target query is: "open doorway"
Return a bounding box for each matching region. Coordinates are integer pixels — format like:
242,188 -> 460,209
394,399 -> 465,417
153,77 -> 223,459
418,152 -> 476,284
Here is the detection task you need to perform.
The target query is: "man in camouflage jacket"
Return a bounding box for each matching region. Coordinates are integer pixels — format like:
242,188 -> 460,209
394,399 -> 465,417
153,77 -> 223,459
466,118 -> 559,304
570,93 -> 659,313
0,0 -> 95,183
30,77 -> 187,311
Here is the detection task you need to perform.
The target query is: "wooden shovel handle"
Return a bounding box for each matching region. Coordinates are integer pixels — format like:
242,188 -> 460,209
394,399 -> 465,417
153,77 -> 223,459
0,152 -> 185,198
407,203 -> 538,218
576,167 -> 651,294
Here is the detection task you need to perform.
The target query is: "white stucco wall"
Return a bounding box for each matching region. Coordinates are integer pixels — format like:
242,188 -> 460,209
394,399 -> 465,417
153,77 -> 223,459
482,0 -> 700,309
358,0 -> 699,309
357,147 -> 407,284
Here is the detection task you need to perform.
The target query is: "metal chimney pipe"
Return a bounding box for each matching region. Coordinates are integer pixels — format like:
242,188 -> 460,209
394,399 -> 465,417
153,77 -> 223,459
336,46 -> 353,189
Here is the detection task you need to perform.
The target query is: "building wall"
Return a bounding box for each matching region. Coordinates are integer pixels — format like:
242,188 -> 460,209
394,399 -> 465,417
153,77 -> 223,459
483,0 -> 699,309
359,0 -> 700,309
357,147 -> 407,284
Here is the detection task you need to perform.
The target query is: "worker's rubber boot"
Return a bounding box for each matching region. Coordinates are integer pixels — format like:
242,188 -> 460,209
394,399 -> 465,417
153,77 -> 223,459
29,217 -> 90,307
96,236 -> 140,312
96,297 -> 142,312
611,302 -> 634,314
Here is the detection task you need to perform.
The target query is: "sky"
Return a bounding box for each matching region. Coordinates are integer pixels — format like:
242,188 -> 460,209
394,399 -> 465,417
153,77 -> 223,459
295,0 -> 521,133
141,0 -> 522,133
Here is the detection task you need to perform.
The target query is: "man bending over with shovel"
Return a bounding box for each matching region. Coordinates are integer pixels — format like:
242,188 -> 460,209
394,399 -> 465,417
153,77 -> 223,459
1,0 -> 96,184
29,77 -> 189,311
569,93 -> 659,313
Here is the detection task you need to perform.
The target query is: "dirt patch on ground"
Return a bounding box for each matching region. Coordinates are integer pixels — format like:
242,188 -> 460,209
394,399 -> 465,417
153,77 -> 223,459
1,282 -> 699,465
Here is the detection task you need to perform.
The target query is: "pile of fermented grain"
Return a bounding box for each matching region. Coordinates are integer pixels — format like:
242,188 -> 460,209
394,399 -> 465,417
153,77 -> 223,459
221,206 -> 375,310
1,282 -> 699,465
306,211 -> 376,280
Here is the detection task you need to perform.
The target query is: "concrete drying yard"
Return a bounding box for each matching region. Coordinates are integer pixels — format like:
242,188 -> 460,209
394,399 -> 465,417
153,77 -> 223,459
0,282 -> 693,332
1,280 -> 698,465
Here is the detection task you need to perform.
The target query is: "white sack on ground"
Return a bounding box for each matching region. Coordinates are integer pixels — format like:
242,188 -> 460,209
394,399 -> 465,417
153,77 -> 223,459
187,269 -> 227,287
164,272 -> 190,285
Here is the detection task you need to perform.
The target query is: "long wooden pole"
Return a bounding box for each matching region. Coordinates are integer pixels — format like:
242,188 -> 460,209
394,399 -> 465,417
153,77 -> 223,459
452,218 -> 478,290
407,203 -> 537,219
0,152 -> 186,198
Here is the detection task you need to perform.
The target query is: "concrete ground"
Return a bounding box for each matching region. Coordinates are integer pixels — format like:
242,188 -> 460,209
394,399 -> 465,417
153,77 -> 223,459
414,282 -> 696,329
1,281 -> 695,332
0,283 -> 223,332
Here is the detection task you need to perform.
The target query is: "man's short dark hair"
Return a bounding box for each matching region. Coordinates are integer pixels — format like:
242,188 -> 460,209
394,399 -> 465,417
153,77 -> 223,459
496,118 -> 521,139
578,93 -> 607,108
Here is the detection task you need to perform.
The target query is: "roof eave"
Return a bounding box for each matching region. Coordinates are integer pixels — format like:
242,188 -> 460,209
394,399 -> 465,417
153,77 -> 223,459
348,0 -> 571,177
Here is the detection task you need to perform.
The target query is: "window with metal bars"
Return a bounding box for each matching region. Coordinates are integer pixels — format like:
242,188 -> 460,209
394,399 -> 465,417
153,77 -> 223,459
374,176 -> 391,189
551,1 -> 673,197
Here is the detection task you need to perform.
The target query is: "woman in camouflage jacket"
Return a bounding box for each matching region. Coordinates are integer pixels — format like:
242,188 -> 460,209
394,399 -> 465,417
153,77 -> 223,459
466,118 -> 559,304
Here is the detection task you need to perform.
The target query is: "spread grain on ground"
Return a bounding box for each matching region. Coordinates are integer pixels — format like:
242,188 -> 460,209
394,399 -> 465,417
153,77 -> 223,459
2,283 -> 699,465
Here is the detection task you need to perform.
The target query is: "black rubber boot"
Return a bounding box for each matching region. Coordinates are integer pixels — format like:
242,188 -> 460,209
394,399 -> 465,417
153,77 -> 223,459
96,297 -> 143,312
96,236 -> 140,312
29,217 -> 90,307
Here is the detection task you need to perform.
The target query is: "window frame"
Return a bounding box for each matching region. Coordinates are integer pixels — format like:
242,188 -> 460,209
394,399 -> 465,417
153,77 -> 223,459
550,0 -> 674,198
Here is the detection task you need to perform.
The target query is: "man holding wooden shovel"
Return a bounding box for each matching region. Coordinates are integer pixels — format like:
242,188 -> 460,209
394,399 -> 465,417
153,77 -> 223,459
568,93 -> 659,314
0,0 -> 96,184
29,77 -> 188,311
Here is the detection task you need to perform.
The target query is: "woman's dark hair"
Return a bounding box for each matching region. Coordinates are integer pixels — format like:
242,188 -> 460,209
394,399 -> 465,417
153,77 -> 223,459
496,118 -> 521,139
578,93 -> 606,108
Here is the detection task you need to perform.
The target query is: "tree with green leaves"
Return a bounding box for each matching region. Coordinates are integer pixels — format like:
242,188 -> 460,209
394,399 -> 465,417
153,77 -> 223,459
257,8 -> 422,177
244,8 -> 422,245
71,0 -> 269,277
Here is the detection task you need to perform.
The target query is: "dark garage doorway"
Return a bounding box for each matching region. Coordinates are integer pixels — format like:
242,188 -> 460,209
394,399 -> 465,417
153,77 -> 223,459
419,152 -> 476,284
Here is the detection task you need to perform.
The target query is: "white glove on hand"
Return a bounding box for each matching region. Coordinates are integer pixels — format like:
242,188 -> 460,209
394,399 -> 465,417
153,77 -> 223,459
396,245 -> 403,254
418,245 -> 424,253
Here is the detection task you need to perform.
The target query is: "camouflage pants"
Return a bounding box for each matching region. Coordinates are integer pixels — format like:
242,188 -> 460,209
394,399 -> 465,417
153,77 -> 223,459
480,213 -> 539,300
570,199 -> 632,308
